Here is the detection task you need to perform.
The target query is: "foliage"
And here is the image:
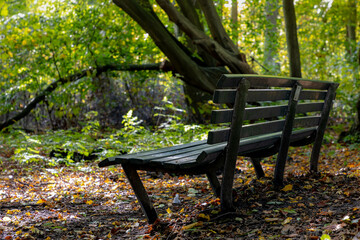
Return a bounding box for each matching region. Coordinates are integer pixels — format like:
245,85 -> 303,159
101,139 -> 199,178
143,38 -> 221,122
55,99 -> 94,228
0,0 -> 174,129
1,0 -> 360,131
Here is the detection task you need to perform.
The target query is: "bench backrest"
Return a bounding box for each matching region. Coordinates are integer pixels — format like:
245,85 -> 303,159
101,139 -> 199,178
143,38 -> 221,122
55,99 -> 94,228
207,74 -> 338,146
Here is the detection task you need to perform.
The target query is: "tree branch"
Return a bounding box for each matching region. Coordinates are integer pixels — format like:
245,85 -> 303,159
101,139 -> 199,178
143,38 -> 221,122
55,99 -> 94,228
0,63 -> 162,131
113,0 -> 216,92
156,0 -> 255,74
197,0 -> 240,56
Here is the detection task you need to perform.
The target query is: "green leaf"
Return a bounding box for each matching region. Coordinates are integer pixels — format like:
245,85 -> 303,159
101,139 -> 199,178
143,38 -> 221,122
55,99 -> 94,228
320,234 -> 331,240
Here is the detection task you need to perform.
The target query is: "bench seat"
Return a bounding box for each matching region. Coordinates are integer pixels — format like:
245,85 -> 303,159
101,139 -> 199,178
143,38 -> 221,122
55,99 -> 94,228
99,127 -> 317,174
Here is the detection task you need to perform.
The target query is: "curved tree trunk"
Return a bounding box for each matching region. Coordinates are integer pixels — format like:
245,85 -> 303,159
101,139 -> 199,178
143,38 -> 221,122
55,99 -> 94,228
113,0 -> 255,123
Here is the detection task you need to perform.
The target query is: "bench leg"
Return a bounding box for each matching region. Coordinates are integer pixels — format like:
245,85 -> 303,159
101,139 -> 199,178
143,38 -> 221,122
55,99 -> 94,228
121,164 -> 158,224
250,158 -> 265,179
206,171 -> 221,197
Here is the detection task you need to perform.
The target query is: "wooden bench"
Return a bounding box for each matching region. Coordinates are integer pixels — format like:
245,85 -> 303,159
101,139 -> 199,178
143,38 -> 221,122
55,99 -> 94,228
98,74 -> 338,224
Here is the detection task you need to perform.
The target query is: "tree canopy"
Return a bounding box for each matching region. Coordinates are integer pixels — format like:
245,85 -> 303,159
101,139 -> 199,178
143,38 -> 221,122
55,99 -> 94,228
0,0 -> 359,136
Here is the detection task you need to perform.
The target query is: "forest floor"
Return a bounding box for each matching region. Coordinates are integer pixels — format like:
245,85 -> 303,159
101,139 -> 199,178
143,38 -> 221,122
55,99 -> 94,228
1,129 -> 360,239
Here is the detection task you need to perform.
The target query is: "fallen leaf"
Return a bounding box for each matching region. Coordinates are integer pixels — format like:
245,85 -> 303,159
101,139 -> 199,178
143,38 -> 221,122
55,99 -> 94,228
37,199 -> 46,204
281,184 -> 293,192
265,218 -> 281,222
281,225 -> 296,235
182,222 -> 203,230
198,213 -> 210,221
282,217 -> 292,225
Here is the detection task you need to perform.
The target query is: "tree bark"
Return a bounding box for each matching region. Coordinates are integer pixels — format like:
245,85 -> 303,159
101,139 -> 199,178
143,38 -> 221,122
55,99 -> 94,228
283,0 -> 301,78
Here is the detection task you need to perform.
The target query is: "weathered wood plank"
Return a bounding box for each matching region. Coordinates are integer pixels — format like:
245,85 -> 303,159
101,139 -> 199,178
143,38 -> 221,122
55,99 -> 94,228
214,89 -> 327,104
116,140 -> 207,159
208,119 -> 287,144
98,141 -> 207,167
217,74 -> 336,90
293,116 -> 321,128
211,102 -> 324,124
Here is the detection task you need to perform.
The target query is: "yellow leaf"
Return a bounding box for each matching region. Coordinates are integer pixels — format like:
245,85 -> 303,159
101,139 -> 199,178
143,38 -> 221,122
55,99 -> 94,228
303,185 -> 312,189
25,212 -> 31,217
166,208 -> 172,214
37,199 -> 46,204
282,217 -> 292,225
1,5 -> 8,17
198,213 -> 210,221
104,178 -> 111,184
281,184 -> 293,192
182,221 -> 203,230
86,200 -> 93,205
179,208 -> 184,213
22,40 -> 27,45
8,51 -> 13,58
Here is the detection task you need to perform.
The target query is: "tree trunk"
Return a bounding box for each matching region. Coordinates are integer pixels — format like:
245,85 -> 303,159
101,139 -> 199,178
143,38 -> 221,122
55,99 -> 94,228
345,0 -> 357,60
264,0 -> 280,74
282,0 -> 301,78
231,0 -> 238,44
113,0 -> 255,123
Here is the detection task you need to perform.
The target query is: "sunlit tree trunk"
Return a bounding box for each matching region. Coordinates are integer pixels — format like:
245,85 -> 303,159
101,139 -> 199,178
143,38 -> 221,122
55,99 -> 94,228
231,0 -> 238,45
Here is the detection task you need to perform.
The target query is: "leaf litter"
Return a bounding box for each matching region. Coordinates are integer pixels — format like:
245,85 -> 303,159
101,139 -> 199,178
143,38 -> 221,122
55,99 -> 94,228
1,131 -> 360,239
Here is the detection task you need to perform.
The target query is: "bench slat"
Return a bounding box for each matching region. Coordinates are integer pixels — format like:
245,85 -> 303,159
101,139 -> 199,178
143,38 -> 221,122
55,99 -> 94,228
294,116 -> 321,128
217,74 -> 335,90
208,115 -> 321,144
207,119 -> 286,144
112,140 -> 207,159
211,102 -> 324,124
214,89 -> 327,104
137,144 -> 213,161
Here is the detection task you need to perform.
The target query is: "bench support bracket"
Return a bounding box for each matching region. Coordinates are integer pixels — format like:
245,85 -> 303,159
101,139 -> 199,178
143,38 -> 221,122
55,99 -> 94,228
274,84 -> 302,187
250,157 -> 265,179
310,84 -> 337,172
206,171 -> 221,197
